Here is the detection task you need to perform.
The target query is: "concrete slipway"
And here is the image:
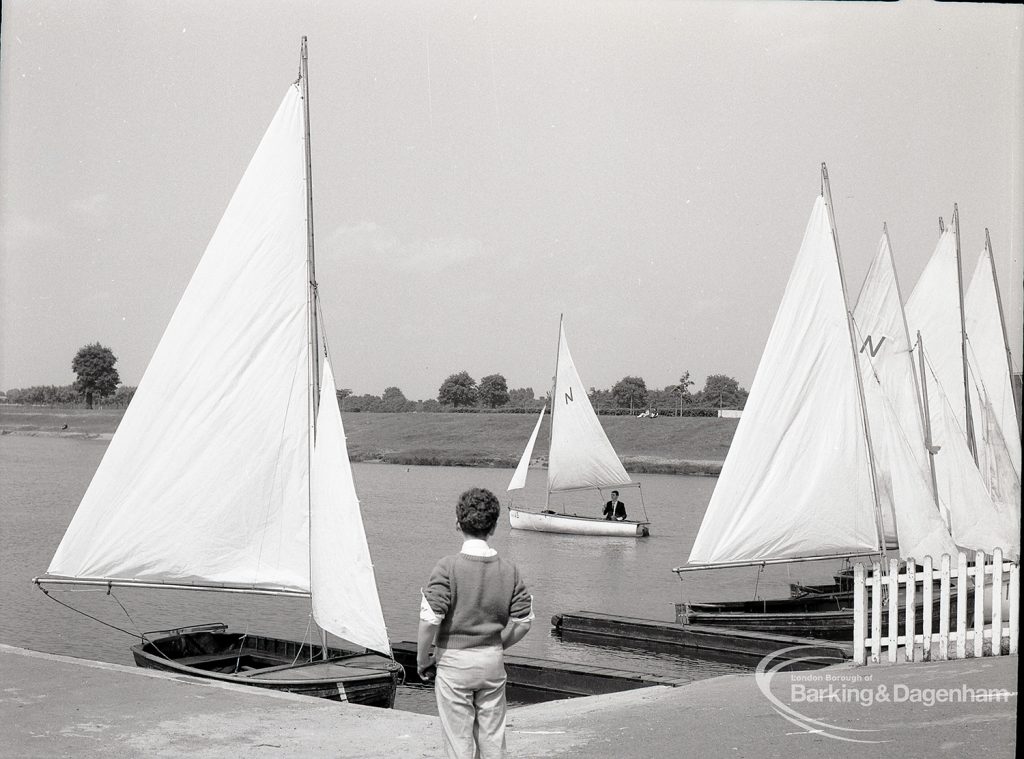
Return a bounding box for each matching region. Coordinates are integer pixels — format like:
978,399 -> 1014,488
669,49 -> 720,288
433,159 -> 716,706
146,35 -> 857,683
0,643 -> 1016,758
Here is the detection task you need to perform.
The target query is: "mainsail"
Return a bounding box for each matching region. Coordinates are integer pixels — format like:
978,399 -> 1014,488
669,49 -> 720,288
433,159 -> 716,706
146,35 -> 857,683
687,195 -> 880,565
547,320 -> 632,493
311,358 -> 391,655
851,232 -> 957,560
48,87 -> 311,591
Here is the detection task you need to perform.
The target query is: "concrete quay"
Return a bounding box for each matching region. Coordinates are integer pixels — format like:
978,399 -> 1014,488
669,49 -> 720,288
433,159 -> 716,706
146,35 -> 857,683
1,643 -> 1017,758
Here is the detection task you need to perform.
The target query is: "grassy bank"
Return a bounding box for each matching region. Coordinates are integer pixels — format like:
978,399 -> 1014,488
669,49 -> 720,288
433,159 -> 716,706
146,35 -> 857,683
0,407 -> 736,475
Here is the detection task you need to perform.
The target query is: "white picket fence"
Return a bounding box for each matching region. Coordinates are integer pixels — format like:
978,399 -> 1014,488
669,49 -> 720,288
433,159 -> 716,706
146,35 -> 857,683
853,549 -> 1019,665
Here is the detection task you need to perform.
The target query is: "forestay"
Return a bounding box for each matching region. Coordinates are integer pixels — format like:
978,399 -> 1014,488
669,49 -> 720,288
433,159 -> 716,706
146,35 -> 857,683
852,233 -> 958,560
547,321 -> 632,493
688,196 -> 879,565
48,87 -> 311,591
508,405 -> 546,491
311,358 -> 391,655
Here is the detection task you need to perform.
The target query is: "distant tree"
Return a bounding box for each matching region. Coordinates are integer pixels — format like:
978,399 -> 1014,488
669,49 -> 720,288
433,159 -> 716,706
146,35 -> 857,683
111,385 -> 136,408
478,374 -> 510,408
438,371 -> 478,407
588,387 -> 613,415
698,374 -> 747,409
72,343 -> 120,409
419,399 -> 442,413
669,371 -> 695,415
611,376 -> 648,414
508,387 -> 535,407
381,386 -> 411,412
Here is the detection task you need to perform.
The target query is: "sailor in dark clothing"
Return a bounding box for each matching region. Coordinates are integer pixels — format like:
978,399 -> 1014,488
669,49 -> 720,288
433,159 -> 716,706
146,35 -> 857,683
602,490 -> 627,521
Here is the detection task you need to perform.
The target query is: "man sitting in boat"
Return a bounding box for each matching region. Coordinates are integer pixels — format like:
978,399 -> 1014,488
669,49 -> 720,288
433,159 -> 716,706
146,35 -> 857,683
602,491 -> 627,521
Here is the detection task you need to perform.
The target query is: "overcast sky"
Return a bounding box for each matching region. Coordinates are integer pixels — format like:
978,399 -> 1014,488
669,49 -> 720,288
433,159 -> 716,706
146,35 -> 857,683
2,1 -> 1021,401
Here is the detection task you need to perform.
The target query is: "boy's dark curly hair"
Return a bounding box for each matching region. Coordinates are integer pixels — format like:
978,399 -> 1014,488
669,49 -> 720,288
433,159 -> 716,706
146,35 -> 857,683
456,487 -> 501,538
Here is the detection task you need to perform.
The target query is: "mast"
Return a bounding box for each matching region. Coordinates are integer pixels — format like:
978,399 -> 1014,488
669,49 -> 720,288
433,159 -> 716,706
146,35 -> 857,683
545,314 -> 563,511
821,163 -> 887,556
301,37 -> 321,426
299,36 -> 329,661
953,205 -> 978,463
984,228 -> 1021,434
916,332 -> 944,519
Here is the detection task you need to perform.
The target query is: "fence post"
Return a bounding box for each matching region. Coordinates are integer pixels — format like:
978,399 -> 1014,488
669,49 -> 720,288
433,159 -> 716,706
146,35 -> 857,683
853,563 -> 866,665
1010,563 -> 1019,656
955,552 -> 968,659
973,550 -> 986,657
905,560 -> 916,662
991,548 -> 1003,657
921,555 -> 933,661
887,558 -> 899,663
871,560 -> 882,663
938,554 -> 951,661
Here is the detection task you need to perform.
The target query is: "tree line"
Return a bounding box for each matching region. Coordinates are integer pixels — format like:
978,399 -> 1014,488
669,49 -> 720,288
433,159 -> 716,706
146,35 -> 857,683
3,344 -> 749,415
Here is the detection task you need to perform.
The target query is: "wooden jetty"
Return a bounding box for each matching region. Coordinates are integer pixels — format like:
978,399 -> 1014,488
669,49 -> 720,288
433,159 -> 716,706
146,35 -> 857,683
391,641 -> 689,697
552,611 -> 853,664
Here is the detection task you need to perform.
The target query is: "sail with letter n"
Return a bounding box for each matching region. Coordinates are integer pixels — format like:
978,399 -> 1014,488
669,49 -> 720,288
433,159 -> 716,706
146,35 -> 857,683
547,320 -> 632,493
852,231 -> 957,560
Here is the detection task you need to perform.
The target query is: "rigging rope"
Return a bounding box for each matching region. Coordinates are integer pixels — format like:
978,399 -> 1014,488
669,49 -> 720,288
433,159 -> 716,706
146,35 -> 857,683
39,587 -> 142,642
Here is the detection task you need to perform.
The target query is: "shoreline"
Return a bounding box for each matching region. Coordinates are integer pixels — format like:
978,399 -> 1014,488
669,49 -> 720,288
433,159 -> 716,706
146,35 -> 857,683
0,428 -> 722,476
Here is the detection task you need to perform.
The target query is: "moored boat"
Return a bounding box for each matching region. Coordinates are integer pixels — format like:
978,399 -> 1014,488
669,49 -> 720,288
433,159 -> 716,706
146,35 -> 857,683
34,39 -> 402,705
506,316 -> 651,537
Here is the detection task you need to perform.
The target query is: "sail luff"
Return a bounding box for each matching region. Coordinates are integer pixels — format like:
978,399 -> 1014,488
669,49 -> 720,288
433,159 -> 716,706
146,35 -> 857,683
545,315 -> 563,508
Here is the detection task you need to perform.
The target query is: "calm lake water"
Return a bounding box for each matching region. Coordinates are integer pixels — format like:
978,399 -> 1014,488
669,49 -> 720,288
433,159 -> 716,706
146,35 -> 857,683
1,434 -> 843,713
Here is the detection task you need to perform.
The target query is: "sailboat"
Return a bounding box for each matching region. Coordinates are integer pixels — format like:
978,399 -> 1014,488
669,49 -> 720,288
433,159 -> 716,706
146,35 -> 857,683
33,40 -> 403,706
673,166 -> 960,638
507,317 -> 650,537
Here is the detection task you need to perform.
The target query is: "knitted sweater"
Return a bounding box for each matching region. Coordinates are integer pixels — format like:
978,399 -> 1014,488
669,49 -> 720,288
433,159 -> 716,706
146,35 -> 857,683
423,553 -> 532,649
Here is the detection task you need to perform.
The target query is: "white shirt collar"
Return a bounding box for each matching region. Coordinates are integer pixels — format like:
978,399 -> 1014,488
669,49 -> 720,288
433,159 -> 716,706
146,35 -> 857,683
461,538 -> 497,557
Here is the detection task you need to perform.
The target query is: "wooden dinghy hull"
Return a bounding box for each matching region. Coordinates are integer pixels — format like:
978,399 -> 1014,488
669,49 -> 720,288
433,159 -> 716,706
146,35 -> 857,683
131,625 -> 402,707
509,508 -> 650,537
676,591 -> 967,641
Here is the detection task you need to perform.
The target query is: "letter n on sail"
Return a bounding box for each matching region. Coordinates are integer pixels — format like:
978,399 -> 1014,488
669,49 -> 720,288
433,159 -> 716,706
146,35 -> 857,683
564,386 -> 574,405
860,335 -> 886,358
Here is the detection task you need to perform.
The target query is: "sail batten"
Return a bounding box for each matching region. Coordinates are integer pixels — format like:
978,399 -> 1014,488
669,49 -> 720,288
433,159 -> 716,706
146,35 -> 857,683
687,196 -> 879,565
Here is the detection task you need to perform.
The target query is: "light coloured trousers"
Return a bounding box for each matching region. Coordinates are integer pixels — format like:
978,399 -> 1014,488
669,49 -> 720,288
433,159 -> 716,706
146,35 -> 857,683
434,645 -> 507,759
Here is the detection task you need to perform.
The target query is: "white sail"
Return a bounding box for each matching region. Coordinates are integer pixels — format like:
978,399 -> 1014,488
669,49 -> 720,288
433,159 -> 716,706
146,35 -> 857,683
311,358 -> 391,655
852,234 -> 958,560
688,196 -> 879,565
923,357 -> 1020,559
547,321 -> 631,492
508,405 -> 546,491
905,228 -> 969,434
48,87 -> 311,590
965,249 -> 1021,478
